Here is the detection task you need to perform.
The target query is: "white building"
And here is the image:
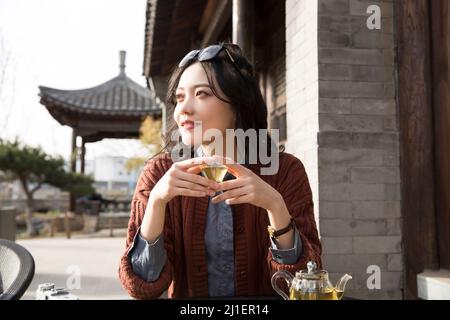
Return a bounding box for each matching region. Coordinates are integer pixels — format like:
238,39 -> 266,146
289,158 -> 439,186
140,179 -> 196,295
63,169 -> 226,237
85,156 -> 142,195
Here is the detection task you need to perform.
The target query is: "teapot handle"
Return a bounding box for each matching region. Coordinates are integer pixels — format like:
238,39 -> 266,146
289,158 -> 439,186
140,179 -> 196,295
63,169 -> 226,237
271,270 -> 294,300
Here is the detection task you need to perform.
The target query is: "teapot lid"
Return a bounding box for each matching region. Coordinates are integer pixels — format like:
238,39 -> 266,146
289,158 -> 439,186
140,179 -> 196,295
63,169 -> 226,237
296,261 -> 328,280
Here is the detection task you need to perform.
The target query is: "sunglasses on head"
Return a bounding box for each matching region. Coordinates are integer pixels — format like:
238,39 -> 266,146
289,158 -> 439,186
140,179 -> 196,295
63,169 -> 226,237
178,44 -> 239,68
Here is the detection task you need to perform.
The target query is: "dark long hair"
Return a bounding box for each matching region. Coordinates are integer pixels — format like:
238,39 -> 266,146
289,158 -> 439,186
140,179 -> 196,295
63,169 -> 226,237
151,43 -> 283,164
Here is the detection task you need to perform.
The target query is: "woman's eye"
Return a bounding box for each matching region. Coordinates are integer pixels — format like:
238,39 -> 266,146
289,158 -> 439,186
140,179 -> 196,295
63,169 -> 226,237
196,90 -> 209,97
175,94 -> 184,101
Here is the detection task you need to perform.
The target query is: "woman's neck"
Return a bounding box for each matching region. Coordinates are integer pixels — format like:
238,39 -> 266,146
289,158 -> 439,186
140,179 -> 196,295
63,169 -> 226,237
200,141 -> 238,162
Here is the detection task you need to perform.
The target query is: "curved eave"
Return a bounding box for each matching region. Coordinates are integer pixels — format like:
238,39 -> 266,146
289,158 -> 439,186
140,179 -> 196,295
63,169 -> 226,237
39,94 -> 161,118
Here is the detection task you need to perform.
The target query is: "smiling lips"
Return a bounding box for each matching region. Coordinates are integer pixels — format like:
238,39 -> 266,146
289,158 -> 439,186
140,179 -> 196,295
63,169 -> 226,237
181,120 -> 195,130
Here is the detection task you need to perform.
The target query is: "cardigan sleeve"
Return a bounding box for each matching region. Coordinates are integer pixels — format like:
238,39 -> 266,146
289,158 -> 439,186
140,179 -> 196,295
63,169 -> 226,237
118,155 -> 175,299
267,153 -> 322,274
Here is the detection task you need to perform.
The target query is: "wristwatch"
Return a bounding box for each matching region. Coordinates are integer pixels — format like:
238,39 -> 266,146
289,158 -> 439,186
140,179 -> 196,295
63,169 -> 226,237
267,218 -> 294,241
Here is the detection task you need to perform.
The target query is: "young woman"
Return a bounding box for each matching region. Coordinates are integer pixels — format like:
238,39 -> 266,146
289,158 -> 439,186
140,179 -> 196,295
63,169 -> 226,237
119,43 -> 321,299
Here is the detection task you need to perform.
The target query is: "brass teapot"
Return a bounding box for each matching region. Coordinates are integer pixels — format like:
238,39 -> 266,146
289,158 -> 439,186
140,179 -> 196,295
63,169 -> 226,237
271,261 -> 352,300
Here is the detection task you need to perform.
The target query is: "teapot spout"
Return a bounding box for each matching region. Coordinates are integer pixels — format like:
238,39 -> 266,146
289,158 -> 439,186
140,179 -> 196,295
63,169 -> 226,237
335,274 -> 352,293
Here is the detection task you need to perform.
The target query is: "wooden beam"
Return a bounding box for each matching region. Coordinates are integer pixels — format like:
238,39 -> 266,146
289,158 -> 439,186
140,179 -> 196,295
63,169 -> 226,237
199,0 -> 232,46
232,0 -> 254,63
396,0 -> 439,299
430,0 -> 450,270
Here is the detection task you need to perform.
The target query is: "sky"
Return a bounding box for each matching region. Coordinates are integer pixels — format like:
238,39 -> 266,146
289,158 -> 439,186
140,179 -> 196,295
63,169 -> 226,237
0,0 -> 150,161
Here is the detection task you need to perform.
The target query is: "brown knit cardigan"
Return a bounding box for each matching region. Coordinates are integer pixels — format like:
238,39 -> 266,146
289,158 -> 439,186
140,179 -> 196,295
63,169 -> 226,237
118,151 -> 322,299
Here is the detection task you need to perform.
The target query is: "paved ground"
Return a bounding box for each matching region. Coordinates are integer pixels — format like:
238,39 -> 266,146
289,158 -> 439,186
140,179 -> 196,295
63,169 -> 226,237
17,229 -> 131,300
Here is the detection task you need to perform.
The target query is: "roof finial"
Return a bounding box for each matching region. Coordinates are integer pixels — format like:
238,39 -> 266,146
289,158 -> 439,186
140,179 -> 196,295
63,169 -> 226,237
119,50 -> 126,75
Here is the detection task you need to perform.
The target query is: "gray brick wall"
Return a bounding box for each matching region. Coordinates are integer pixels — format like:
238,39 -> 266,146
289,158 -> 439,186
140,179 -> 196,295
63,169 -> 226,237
285,0 -> 402,299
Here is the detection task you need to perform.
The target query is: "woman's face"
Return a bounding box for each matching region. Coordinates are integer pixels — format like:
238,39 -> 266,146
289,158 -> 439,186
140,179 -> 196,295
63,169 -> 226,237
174,62 -> 235,147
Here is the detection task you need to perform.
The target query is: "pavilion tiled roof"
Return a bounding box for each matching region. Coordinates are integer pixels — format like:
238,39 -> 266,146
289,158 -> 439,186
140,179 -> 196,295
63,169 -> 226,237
39,51 -> 161,117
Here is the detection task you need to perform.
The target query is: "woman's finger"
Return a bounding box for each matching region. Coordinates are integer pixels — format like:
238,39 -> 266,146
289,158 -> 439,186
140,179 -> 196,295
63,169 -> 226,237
211,185 -> 250,204
173,156 -> 216,170
174,179 -> 211,192
224,194 -> 252,205
175,170 -> 220,189
174,187 -> 207,198
219,177 -> 247,191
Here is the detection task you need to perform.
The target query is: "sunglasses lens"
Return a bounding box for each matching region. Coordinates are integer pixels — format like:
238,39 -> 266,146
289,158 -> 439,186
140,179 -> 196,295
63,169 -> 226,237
198,45 -> 222,61
179,50 -> 200,67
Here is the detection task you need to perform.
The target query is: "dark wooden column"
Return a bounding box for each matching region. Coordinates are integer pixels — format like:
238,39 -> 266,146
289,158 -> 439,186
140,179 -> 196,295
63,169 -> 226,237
232,0 -> 254,63
430,0 -> 450,270
80,138 -> 86,175
70,129 -> 77,173
70,130 -> 77,212
396,0 -> 440,299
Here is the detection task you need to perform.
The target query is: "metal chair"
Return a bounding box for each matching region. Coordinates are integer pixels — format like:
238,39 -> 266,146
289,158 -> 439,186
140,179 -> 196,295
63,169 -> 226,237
0,239 -> 35,300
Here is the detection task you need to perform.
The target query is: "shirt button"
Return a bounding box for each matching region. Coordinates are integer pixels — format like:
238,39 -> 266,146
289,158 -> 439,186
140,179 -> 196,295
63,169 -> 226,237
237,226 -> 245,233
240,271 -> 247,279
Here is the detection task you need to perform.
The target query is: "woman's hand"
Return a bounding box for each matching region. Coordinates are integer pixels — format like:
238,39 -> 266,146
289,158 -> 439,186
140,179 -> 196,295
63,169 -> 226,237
150,157 -> 221,205
210,156 -> 282,212
210,156 -> 295,249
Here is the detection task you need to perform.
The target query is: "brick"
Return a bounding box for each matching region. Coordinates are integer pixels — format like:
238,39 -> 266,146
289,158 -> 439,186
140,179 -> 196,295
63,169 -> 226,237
319,115 -> 352,131
319,0 -> 350,15
386,218 -> 401,235
352,201 -> 401,219
322,253 -> 387,273
384,82 -> 396,99
318,148 -> 384,166
383,152 -> 399,166
346,289 -> 403,300
387,254 -> 404,271
380,271 -> 403,290
321,237 -> 353,254
352,132 -> 399,151
319,114 -> 393,132
350,183 -> 385,200
319,31 -> 351,47
383,115 -> 397,131
350,0 -> 382,16
352,32 -> 384,49
319,15 -> 350,33
351,66 -> 385,82
351,115 -> 385,132
320,81 -> 384,98
383,49 -> 395,66
318,132 -> 352,149
350,270 -> 403,290
351,99 -> 396,115
320,218 -> 387,236
353,236 -> 402,253
384,183 -> 401,201
319,48 -> 384,66
319,166 -> 350,183
351,167 -> 400,183
320,183 -> 352,201
319,98 -> 352,114
320,201 -> 353,219
319,64 -> 352,81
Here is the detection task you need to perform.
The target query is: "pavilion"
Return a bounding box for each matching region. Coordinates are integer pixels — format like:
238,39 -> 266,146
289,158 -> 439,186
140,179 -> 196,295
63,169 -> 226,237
38,51 -> 162,175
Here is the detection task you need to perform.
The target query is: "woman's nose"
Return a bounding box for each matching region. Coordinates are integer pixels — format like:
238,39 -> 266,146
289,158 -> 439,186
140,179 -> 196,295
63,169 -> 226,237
178,95 -> 194,114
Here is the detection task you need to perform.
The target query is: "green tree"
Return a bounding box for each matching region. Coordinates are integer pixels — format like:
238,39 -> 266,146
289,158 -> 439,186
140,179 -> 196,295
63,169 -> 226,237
0,139 -> 94,236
